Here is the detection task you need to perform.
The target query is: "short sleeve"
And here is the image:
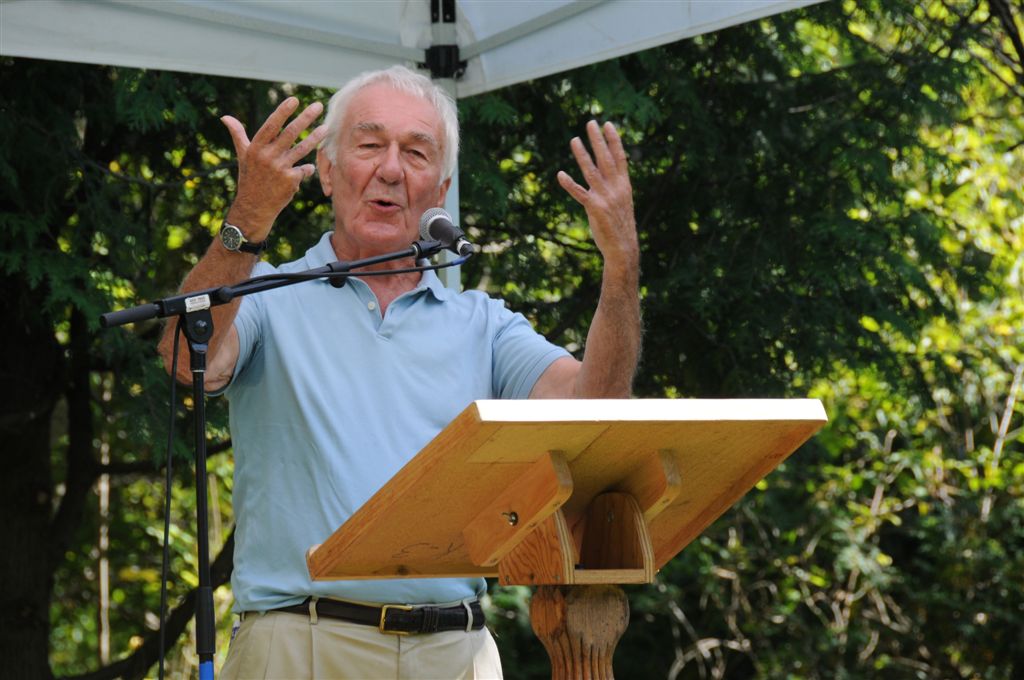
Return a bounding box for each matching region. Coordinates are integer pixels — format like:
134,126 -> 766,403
215,261 -> 274,397
491,302 -> 570,399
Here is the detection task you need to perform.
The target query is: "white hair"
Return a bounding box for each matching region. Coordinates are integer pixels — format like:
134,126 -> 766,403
321,65 -> 459,182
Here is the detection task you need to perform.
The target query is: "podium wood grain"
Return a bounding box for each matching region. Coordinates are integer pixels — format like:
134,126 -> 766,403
307,399 -> 827,582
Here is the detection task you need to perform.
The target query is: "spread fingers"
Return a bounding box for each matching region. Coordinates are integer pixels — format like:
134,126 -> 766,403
586,120 -> 629,177
585,120 -> 617,176
250,96 -> 301,146
570,135 -> 601,188
285,124 -> 330,166
276,101 -> 325,151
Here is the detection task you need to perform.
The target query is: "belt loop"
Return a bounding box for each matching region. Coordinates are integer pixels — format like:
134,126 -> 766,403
462,598 -> 474,633
308,597 -> 319,625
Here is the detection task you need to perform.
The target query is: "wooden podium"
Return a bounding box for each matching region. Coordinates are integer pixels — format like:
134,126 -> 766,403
307,399 -> 826,678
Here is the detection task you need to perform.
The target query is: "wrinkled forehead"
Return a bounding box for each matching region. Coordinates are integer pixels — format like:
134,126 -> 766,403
342,84 -> 444,146
349,121 -> 441,152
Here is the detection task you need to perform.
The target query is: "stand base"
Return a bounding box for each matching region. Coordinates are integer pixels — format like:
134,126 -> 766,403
530,585 -> 629,680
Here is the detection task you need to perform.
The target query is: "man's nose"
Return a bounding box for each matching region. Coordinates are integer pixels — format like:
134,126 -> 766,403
376,143 -> 404,185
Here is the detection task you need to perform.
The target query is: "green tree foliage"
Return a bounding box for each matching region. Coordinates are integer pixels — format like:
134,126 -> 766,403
0,0 -> 1019,678
464,1 -> 1023,677
0,62 -> 332,678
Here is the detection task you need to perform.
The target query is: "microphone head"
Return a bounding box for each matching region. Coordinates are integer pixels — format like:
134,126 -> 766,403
419,207 -> 452,241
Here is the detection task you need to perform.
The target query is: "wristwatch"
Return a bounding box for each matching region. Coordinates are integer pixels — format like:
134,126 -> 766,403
219,222 -> 269,255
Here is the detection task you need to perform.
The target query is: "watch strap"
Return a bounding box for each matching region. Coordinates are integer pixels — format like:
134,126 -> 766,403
237,238 -> 269,255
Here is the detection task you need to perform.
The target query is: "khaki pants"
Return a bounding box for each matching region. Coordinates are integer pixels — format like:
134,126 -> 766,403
220,610 -> 503,680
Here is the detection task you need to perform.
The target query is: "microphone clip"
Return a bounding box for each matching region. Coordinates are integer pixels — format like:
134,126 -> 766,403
413,239 -> 445,259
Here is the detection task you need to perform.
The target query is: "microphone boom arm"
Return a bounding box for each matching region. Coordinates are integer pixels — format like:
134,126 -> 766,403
100,239 -> 446,328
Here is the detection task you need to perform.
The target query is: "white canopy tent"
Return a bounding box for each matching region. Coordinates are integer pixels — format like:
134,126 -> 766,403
1,0 -> 823,95
1,0 -> 822,284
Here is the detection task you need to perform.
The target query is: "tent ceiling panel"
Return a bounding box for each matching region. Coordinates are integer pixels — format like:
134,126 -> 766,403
1,0 -> 823,95
456,0 -> 820,97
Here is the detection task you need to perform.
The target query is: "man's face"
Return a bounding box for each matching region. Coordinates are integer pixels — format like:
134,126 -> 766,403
318,84 -> 450,258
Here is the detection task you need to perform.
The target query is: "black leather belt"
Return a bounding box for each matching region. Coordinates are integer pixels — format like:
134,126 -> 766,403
271,597 -> 485,635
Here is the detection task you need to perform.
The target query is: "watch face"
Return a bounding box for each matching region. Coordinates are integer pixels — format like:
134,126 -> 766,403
221,224 -> 244,250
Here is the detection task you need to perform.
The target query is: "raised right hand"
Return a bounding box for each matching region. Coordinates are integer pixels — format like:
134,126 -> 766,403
221,97 -> 329,240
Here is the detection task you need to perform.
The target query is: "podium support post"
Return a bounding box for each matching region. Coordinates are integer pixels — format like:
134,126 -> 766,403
531,585 -> 629,680
500,489 -> 650,679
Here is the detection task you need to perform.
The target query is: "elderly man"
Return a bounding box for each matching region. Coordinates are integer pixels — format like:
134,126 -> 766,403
159,65 -> 639,679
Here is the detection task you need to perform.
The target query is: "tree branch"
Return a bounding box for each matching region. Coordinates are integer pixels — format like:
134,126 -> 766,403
980,361 -> 1024,522
990,0 -> 1024,79
968,43 -> 1024,99
49,309 -> 100,564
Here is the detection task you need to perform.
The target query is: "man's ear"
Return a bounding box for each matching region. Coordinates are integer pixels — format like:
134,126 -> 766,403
436,177 -> 451,206
317,147 -> 333,197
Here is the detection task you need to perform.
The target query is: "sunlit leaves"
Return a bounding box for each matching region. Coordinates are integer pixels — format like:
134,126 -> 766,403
471,1 -> 1022,677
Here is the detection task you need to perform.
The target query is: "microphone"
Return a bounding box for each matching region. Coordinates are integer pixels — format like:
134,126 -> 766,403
419,208 -> 475,256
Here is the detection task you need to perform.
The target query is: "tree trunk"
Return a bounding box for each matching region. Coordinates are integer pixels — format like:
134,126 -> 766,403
0,276 -> 63,680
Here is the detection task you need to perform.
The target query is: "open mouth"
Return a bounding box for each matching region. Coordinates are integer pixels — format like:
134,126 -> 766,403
370,199 -> 400,209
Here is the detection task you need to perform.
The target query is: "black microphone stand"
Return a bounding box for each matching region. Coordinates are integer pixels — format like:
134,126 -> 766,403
100,238 -> 448,680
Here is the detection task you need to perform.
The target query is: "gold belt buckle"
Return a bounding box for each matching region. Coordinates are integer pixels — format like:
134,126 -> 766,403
379,604 -> 414,635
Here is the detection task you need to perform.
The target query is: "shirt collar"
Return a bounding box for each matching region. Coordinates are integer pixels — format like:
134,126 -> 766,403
415,268 -> 454,302
304,232 -> 341,269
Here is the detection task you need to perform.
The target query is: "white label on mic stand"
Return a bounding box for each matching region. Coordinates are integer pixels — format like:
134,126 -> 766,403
185,294 -> 212,312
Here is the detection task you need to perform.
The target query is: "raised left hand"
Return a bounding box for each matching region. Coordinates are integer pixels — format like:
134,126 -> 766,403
557,120 -> 638,268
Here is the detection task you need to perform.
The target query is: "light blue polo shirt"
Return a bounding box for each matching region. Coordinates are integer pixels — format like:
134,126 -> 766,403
223,232 -> 569,612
